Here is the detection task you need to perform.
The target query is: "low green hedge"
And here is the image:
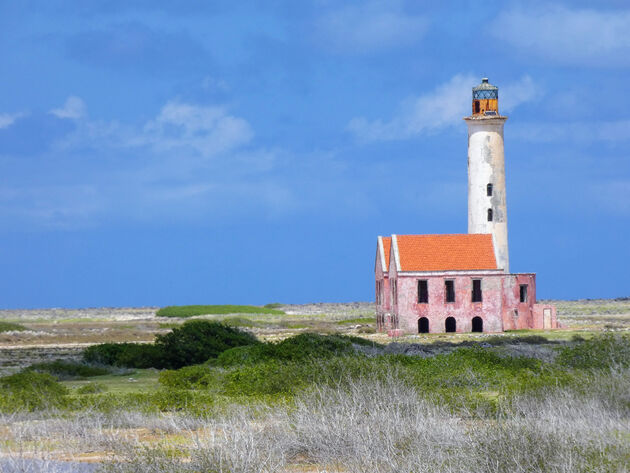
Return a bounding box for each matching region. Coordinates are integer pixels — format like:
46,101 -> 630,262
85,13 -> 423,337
216,333 -> 376,367
25,360 -> 111,379
83,320 -> 259,369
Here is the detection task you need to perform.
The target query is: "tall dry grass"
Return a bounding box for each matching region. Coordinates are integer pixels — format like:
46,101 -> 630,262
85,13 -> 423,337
2,368 -> 628,473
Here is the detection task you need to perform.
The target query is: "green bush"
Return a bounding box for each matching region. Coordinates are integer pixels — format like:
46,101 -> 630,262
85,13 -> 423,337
216,333 -> 375,367
555,334 -> 630,369
156,304 -> 284,317
67,388 -> 218,414
159,365 -> 223,389
83,321 -> 258,369
83,343 -> 163,369
155,320 -> 259,369
223,359 -> 318,396
76,382 -> 107,394
0,371 -> 68,411
263,302 -> 283,309
25,360 -> 110,379
0,321 -> 26,333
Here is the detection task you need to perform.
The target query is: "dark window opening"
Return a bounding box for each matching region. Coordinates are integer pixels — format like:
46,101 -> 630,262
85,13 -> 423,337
418,280 -> 428,303
520,284 -> 528,303
445,317 -> 456,333
487,208 -> 493,221
474,101 -> 480,114
445,280 -> 455,303
472,316 -> 483,332
472,279 -> 483,302
487,183 -> 493,196
418,317 -> 429,334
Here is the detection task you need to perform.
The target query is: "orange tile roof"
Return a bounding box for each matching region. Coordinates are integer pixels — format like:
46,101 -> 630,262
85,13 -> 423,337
381,236 -> 391,271
395,234 -> 497,271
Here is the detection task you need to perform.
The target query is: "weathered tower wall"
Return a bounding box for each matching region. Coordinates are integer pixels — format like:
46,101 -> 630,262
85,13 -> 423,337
465,116 -> 510,273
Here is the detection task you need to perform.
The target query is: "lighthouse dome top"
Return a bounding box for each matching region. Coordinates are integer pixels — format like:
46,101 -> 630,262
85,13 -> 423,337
473,78 -> 498,100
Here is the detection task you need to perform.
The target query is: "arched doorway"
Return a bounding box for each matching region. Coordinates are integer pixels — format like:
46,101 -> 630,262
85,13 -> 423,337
418,317 -> 429,334
445,317 -> 456,333
472,316 -> 483,333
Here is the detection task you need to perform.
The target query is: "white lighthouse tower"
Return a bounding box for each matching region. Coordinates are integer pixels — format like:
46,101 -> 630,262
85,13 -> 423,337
464,78 -> 509,273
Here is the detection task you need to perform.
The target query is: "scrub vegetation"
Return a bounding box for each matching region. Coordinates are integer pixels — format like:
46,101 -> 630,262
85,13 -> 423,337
156,304 -> 285,317
0,300 -> 629,471
0,321 -> 26,333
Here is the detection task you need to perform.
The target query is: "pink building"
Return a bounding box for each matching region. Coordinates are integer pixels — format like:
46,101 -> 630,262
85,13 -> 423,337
375,234 -> 557,334
375,79 -> 557,335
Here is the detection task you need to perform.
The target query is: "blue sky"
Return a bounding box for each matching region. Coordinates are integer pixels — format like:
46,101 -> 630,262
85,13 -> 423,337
1,1 -> 629,308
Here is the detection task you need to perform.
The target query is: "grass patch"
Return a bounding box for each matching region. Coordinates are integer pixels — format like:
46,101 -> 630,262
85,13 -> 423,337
0,321 -> 26,332
75,382 -> 107,394
156,305 -> 285,317
335,317 -> 375,325
65,369 -> 160,395
158,322 -> 182,329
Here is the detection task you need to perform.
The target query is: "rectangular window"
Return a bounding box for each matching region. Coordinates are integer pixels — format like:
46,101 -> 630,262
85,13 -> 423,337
392,280 -> 397,304
487,208 -> 493,221
418,280 -> 428,303
445,280 -> 455,303
520,284 -> 528,303
472,279 -> 483,302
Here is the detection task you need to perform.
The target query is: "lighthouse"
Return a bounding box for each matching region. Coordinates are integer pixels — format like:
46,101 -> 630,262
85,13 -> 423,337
464,78 -> 509,273
375,77 -> 559,334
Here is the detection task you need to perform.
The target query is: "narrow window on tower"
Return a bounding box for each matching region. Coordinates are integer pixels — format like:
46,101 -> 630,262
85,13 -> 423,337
520,284 -> 528,303
487,183 -> 493,196
445,280 -> 455,303
487,208 -> 493,221
474,101 -> 480,114
472,279 -> 483,302
418,280 -> 428,303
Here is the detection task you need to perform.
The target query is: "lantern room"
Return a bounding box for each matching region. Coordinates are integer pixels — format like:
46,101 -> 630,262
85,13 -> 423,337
472,78 -> 499,116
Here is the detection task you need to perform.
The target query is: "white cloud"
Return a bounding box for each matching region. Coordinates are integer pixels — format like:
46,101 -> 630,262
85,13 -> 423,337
348,74 -> 539,142
493,6 -> 630,66
50,96 -> 87,119
0,112 -> 27,129
501,76 -> 538,113
142,101 -> 253,157
315,1 -> 428,53
56,100 -> 254,163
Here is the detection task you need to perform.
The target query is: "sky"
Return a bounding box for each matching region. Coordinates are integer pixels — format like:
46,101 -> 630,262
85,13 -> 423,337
1,0 -> 629,308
